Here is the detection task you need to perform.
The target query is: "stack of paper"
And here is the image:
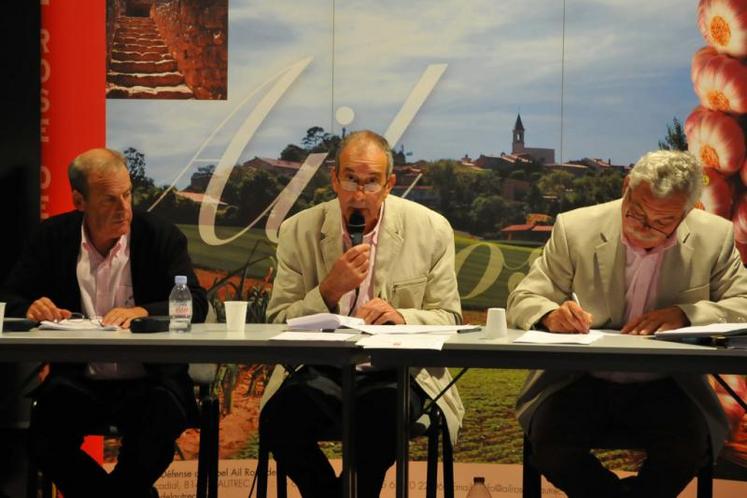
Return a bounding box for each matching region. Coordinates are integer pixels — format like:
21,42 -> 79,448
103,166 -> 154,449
356,324 -> 478,335
513,330 -> 604,345
654,323 -> 747,340
270,331 -> 357,342
356,334 -> 448,350
39,319 -> 119,331
286,313 -> 364,330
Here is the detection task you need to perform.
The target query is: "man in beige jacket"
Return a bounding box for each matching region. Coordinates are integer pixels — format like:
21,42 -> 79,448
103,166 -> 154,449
507,150 -> 747,498
260,130 -> 464,498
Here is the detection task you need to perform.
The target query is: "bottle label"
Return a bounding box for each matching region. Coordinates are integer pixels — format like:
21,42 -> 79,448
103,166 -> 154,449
169,302 -> 192,316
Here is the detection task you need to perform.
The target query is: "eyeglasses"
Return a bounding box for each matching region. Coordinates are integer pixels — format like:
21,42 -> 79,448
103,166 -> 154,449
337,172 -> 387,193
623,189 -> 681,238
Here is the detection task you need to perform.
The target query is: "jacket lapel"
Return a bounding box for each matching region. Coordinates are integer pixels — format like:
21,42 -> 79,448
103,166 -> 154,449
373,198 -> 404,299
594,204 -> 626,326
657,217 -> 693,307
320,200 -> 343,277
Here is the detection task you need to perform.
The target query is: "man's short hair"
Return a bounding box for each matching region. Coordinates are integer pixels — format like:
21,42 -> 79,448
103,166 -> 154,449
335,130 -> 394,177
68,149 -> 127,198
628,150 -> 704,209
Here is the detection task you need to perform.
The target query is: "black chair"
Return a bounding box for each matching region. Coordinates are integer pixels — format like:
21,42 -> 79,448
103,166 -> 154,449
254,403 -> 454,498
521,434 -> 713,498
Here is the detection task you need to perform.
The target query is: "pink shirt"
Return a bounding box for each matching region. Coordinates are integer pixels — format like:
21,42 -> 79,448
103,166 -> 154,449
622,233 -> 678,324
77,226 -> 134,319
77,224 -> 145,379
339,204 -> 384,316
593,231 -> 677,384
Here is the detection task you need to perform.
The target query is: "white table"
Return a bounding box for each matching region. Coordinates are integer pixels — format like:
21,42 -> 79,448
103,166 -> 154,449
367,329 -> 747,498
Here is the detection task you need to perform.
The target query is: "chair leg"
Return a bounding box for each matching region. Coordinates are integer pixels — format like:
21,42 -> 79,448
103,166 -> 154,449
197,396 -> 221,498
208,398 -> 220,498
196,399 -> 211,498
276,460 -> 288,498
441,416 -> 454,498
426,414 -> 439,498
522,435 -> 542,498
256,437 -> 269,498
26,457 -> 38,498
696,462 -> 713,498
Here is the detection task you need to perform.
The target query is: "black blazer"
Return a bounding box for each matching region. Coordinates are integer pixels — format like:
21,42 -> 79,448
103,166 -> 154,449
2,210 -> 209,419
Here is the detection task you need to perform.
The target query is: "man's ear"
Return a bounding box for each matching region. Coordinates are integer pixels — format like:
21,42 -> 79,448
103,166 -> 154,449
385,173 -> 397,193
72,190 -> 85,211
622,176 -> 629,195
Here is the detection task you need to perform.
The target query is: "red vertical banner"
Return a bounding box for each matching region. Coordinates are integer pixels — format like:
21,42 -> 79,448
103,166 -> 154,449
40,0 -> 106,219
39,0 -> 107,473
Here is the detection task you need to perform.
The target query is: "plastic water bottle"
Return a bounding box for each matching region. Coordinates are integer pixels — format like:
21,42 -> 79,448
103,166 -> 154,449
169,275 -> 192,332
465,476 -> 492,498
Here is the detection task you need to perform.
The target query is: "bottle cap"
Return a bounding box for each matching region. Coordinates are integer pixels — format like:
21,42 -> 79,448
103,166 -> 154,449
473,477 -> 485,483
175,275 -> 188,285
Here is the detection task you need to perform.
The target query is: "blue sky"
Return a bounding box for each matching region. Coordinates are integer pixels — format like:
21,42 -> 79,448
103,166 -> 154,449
107,0 -> 703,187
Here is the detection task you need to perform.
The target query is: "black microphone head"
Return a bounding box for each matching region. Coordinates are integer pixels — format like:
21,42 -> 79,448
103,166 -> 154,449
348,210 -> 366,246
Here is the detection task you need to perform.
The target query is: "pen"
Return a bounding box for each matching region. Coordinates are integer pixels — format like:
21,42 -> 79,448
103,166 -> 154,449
457,326 -> 482,334
571,292 -> 581,306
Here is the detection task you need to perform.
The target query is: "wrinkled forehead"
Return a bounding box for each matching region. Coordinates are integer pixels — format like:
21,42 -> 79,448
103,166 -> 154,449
338,143 -> 389,177
87,165 -> 132,192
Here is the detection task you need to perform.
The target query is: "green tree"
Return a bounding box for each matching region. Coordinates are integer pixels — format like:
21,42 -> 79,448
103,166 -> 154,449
280,144 -> 307,162
658,117 -> 688,151
537,170 -> 575,198
232,169 -> 283,224
123,147 -> 155,191
301,126 -> 326,149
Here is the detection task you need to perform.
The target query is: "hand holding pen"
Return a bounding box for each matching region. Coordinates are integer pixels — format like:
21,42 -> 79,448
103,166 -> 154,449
540,291 -> 592,334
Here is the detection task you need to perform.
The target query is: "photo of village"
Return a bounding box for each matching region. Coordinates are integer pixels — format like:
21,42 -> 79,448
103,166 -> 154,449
101,0 -> 747,492
115,113 -> 704,480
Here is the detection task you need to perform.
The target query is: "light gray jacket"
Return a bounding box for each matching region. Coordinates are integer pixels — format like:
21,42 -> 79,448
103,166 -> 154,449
508,199 -> 747,457
261,195 -> 465,444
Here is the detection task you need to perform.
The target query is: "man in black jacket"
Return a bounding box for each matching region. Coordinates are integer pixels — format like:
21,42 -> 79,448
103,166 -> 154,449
3,148 -> 207,498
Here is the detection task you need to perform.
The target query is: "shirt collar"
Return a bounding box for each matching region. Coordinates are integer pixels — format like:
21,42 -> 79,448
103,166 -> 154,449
80,223 -> 129,262
621,229 -> 678,258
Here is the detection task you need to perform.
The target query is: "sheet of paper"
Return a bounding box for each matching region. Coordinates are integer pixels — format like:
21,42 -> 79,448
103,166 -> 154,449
286,313 -> 364,330
654,323 -> 747,339
513,330 -> 605,345
39,319 -> 119,331
270,331 -> 357,341
355,324 -> 479,335
356,334 -> 448,350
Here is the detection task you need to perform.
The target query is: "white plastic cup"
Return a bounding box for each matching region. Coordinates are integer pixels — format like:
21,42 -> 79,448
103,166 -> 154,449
224,301 -> 248,332
484,307 -> 507,338
0,302 -> 5,333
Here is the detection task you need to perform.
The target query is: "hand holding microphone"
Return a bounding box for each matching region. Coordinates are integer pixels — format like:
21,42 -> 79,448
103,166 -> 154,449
319,210 -> 370,309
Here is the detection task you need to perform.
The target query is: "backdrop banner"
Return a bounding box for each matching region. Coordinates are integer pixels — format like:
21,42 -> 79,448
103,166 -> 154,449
38,0 -> 747,497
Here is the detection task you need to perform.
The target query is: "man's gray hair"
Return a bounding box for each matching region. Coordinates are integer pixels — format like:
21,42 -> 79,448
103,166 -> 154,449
335,130 -> 394,176
68,148 -> 127,198
628,150 -> 704,209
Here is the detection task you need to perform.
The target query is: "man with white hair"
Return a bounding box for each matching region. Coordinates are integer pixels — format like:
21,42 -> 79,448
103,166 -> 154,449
507,150 -> 747,498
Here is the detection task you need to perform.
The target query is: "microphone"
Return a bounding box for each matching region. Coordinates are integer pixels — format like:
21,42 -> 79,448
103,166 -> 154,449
347,209 -> 365,246
346,209 -> 366,316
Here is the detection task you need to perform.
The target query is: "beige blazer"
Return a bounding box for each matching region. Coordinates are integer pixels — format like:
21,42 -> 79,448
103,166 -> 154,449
261,195 -> 465,444
507,199 -> 747,456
